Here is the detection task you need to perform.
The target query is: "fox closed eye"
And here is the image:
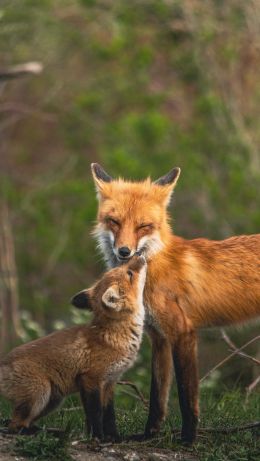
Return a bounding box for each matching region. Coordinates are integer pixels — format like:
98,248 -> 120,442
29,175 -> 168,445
127,270 -> 134,282
106,217 -> 120,226
137,223 -> 153,230
136,223 -> 154,236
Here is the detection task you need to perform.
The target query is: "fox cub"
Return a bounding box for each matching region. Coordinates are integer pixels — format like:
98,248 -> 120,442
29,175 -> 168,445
0,255 -> 146,440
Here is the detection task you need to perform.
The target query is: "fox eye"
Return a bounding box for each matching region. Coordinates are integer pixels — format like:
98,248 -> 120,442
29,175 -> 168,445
107,217 -> 120,226
127,270 -> 134,282
138,223 -> 153,231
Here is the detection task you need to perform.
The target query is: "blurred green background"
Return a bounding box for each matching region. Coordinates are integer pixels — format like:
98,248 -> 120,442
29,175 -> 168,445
0,0 -> 259,402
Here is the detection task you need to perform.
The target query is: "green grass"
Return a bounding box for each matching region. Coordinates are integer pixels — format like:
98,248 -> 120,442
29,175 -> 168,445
0,389 -> 259,461
14,429 -> 72,461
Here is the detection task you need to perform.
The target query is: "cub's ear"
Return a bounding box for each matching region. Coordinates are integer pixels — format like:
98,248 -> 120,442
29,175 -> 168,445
102,286 -> 122,311
154,167 -> 181,206
71,288 -> 93,310
91,163 -> 113,199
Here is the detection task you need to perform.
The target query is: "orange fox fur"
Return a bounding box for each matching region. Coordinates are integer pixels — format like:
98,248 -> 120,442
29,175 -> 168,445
90,163 -> 260,443
0,256 -> 146,439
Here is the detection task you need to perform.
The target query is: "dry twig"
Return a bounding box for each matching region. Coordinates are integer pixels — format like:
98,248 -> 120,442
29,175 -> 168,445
200,335 -> 260,383
0,62 -> 43,81
245,375 -> 260,403
221,329 -> 260,366
198,421 -> 260,434
60,379 -> 148,412
117,380 -> 148,407
0,202 -> 24,352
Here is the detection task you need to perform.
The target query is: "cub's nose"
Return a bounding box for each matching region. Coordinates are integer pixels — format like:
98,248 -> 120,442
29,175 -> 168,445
118,246 -> 131,258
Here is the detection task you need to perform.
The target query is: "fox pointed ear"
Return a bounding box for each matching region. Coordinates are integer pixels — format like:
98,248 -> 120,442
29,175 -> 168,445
71,288 -> 93,310
154,167 -> 181,206
91,163 -> 113,199
102,286 -> 122,311
154,167 -> 181,187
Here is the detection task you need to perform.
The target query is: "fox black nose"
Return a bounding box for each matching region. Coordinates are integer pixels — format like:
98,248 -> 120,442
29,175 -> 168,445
118,246 -> 131,258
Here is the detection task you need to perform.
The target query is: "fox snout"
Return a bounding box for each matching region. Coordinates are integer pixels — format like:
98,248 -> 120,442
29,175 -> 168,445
117,247 -> 146,260
108,232 -> 162,263
112,245 -> 136,261
118,246 -> 131,259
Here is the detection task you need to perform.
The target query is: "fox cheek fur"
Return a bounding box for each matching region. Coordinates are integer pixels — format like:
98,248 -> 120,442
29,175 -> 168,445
90,162 -> 260,445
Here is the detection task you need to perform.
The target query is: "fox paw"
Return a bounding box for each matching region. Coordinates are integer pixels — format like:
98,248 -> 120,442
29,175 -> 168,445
103,433 -> 122,443
126,431 -> 157,442
7,424 -> 41,436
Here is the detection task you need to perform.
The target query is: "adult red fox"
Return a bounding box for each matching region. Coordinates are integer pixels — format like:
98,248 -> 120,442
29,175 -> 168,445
0,255 -> 146,440
89,163 -> 260,444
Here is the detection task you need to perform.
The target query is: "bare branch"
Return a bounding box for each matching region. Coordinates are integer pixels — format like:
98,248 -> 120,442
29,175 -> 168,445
245,375 -> 260,403
200,335 -> 260,383
0,201 -> 24,352
199,421 -> 260,434
0,103 -> 56,122
117,380 -> 148,407
221,329 -> 260,366
0,62 -> 43,81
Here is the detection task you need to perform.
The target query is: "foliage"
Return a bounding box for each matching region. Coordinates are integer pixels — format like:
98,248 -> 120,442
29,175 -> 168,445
0,0 -> 259,392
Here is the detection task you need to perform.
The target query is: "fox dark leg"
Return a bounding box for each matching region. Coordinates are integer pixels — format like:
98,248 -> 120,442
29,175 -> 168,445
145,328 -> 173,438
8,382 -> 51,434
38,383 -> 63,419
173,330 -> 199,444
79,376 -> 103,440
8,402 -> 35,434
102,383 -> 120,442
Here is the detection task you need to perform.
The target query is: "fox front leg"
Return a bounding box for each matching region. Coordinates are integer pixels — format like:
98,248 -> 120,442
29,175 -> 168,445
78,375 -> 104,441
102,383 -> 120,442
173,330 -> 199,444
145,328 -> 173,438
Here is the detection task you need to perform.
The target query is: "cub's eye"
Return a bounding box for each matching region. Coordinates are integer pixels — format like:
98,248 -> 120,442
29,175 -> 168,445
107,217 -> 120,226
127,270 -> 134,282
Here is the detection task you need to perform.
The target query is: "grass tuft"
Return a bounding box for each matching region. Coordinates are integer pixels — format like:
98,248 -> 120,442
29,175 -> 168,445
14,427 -> 73,461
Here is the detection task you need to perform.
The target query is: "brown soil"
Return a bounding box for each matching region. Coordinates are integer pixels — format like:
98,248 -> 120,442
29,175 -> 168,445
0,433 -> 197,461
70,442 -> 197,461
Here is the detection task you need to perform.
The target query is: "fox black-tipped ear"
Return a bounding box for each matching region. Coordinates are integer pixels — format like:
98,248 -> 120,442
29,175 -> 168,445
154,167 -> 181,187
91,163 -> 113,184
91,163 -> 113,199
154,167 -> 181,206
71,289 -> 92,310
